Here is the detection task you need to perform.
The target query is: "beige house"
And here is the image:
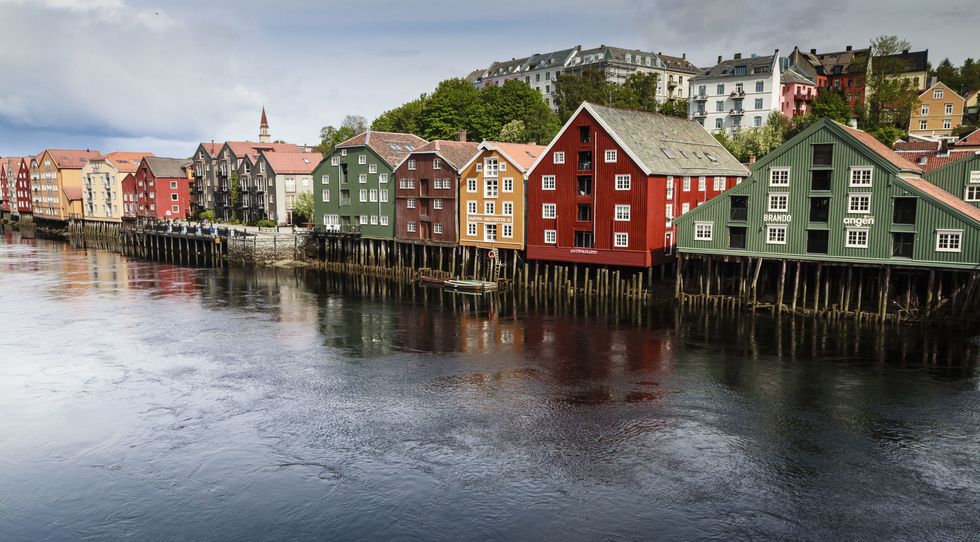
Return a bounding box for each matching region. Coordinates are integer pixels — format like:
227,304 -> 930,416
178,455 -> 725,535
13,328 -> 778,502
909,81 -> 965,138
81,152 -> 153,221
31,149 -> 101,221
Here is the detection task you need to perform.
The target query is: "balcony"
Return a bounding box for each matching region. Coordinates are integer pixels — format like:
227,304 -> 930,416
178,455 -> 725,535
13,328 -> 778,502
667,77 -> 678,88
729,109 -> 745,116
794,91 -> 815,101
693,110 -> 707,118
730,90 -> 746,98
693,94 -> 708,102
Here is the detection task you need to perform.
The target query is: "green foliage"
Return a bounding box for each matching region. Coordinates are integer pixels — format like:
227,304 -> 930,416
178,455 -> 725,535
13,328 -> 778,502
417,78 -> 488,140
229,172 -> 239,223
866,35 -> 920,130
198,210 -> 215,222
256,219 -> 276,228
868,126 -> 906,147
316,122 -> 359,155
371,95 -> 428,134
712,112 -> 792,163
952,124 -> 978,138
553,69 -> 663,121
497,120 -> 526,143
930,57 -> 980,95
658,99 -> 690,118
615,72 -> 660,113
293,192 -> 314,225
811,90 -> 853,124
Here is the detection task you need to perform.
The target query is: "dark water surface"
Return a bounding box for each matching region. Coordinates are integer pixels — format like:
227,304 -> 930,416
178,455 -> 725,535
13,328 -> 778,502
1,233 -> 979,541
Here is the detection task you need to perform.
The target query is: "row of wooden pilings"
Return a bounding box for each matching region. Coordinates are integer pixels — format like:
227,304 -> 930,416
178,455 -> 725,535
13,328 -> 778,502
676,253 -> 980,323
118,228 -> 226,267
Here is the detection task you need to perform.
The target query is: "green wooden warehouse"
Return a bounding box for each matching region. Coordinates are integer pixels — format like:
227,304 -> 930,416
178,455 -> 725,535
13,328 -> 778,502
673,117 -> 980,322
313,130 -> 427,239
924,152 -> 980,208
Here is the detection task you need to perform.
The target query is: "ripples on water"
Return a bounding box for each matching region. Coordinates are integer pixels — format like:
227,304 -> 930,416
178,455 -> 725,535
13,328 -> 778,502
1,232 -> 979,541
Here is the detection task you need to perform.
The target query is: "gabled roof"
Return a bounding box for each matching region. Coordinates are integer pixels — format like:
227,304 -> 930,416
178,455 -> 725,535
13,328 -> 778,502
224,141 -> 301,160
1,157 -> 25,176
63,186 -> 83,201
197,142 -> 221,157
814,47 -> 869,75
876,50 -> 929,72
93,152 -> 155,174
143,157 -> 192,178
692,52 -> 777,80
525,47 -> 579,71
485,57 -> 528,78
899,175 -> 980,224
406,140 -> 480,170
917,151 -> 978,173
955,128 -> 980,147
658,53 -> 700,74
261,151 -> 322,174
834,121 -> 922,173
43,149 -> 101,169
918,81 -> 965,101
895,140 -> 942,152
336,130 -> 428,167
460,141 -> 545,175
781,67 -> 815,86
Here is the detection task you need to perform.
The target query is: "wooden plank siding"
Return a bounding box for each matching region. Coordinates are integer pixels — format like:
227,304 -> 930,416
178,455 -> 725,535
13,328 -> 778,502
924,153 -> 980,208
676,118 -> 980,271
314,147 -> 396,240
394,153 -> 459,245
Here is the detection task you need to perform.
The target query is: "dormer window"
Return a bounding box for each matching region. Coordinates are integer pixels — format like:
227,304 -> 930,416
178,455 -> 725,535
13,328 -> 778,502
934,88 -> 944,99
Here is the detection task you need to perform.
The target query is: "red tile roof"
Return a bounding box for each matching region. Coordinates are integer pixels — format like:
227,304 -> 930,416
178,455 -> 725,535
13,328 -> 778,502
956,129 -> 980,147
922,152 -> 978,172
198,143 -> 221,157
835,122 -> 922,173
225,141 -> 302,160
337,131 -> 428,167
413,140 -> 481,169
45,149 -> 101,169
94,152 -> 155,174
63,186 -> 83,201
900,176 -> 980,223
483,142 -> 546,171
895,140 -> 941,152
262,151 -> 322,174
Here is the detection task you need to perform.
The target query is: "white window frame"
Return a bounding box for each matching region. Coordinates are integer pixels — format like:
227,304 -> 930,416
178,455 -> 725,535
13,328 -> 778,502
466,178 -> 477,193
694,221 -> 713,241
484,223 -> 497,241
767,193 -> 789,212
358,154 -> 366,165
769,167 -> 790,187
848,193 -> 871,214
466,222 -> 477,236
542,203 -> 556,219
369,189 -> 378,202
467,201 -> 477,214
379,173 -> 388,183
407,222 -> 416,232
434,223 -> 443,234
484,201 -> 495,215
502,178 -> 514,193
849,166 -> 873,187
698,176 -> 706,191
369,164 -> 377,174
433,198 -> 443,209
380,216 -> 389,226
370,215 -> 378,225
604,149 -> 617,163
682,176 -> 691,191
766,224 -> 787,245
845,228 -> 869,248
503,201 -> 513,216
964,185 -> 980,202
322,189 -> 329,202
407,159 -> 416,170
541,175 -> 556,190
935,229 -> 962,252
358,173 -> 367,184
502,224 -> 513,238
553,152 -> 565,164
614,204 -> 630,221
321,174 -> 330,185
331,156 -> 339,166
615,174 -> 630,190
433,158 -> 441,170
544,229 -> 557,244
359,189 -> 367,202
934,88 -> 943,99
484,178 -> 498,198
613,232 -> 628,248
407,198 -> 416,209
713,176 -> 725,191
666,176 -> 674,200
380,189 -> 388,203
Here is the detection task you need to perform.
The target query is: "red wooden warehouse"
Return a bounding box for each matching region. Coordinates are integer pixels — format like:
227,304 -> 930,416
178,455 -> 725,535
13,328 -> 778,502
16,157 -> 33,215
134,157 -> 193,219
526,102 -> 746,267
394,137 -> 479,245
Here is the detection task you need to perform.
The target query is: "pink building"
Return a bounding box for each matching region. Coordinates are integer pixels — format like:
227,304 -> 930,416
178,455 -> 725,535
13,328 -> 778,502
780,67 -> 817,118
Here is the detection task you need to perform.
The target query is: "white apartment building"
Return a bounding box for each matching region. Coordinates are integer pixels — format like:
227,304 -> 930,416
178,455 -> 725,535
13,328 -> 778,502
689,51 -> 781,135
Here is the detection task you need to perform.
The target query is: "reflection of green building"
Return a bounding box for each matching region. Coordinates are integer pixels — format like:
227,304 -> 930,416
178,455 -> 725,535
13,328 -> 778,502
313,131 -> 427,239
925,153 -> 980,209
676,118 -> 980,269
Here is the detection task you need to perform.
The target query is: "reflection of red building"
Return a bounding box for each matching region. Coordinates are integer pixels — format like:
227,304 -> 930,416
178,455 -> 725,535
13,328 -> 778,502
526,102 -> 746,268
127,263 -> 197,296
134,157 -> 192,219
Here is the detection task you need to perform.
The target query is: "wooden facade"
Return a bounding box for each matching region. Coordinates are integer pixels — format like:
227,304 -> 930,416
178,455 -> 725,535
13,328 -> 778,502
31,149 -> 100,221
526,102 -> 746,268
457,142 -> 544,252
924,153 -> 980,208
16,158 -> 32,215
134,157 -> 193,220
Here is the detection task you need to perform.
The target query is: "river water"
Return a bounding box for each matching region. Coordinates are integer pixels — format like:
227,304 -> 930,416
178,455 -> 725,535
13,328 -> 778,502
1,232 -> 979,541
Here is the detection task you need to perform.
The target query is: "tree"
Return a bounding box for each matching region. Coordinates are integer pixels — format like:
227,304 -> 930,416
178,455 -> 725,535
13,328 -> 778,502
229,172 -> 240,223
868,126 -> 906,147
490,80 -> 559,144
293,192 -> 314,225
658,99 -> 689,118
497,120 -> 526,143
341,115 -> 368,134
866,35 -> 919,130
711,112 -> 791,163
417,78 -> 488,140
316,124 -> 357,155
616,72 -> 660,113
371,95 -> 428,135
811,89 -> 853,123
553,69 -> 615,121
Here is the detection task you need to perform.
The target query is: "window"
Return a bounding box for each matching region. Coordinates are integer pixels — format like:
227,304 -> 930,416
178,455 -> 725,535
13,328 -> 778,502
850,167 -> 873,187
768,193 -> 789,212
467,178 -> 477,192
544,230 -> 557,244
715,118 -> 723,129
407,222 -> 416,232
380,216 -> 389,226
358,173 -> 367,184
694,221 -> 713,240
484,178 -> 498,198
755,80 -> 764,92
369,189 -> 378,202
554,152 -> 565,164
615,174 -> 630,190
407,159 -> 416,170
666,177 -> 674,200
921,104 -> 930,115
766,224 -> 787,244
542,203 -> 556,219
379,173 -> 388,183
769,167 -> 790,186
945,103 -> 954,115
579,126 -> 590,144
484,223 -> 497,241
359,189 -> 367,202
754,98 -> 763,110
807,229 -> 829,254
754,116 -> 763,127
433,158 -> 441,170
614,204 -> 630,221
683,176 -> 691,191
936,230 -> 962,252
502,224 -> 513,238
322,189 -> 330,202
171,193 -> 179,201
811,170 -> 831,191
809,197 -> 829,223
503,201 -> 513,215
434,223 -> 443,234
665,204 -> 673,223
812,144 -> 833,166
943,119 -> 952,130
920,120 -> 928,130
574,231 -> 594,248
170,181 -> 178,189
484,158 -> 498,177
358,154 -> 366,165
892,232 -> 914,257
433,198 -> 442,209
321,174 -> 330,185
367,163 -> 377,174
467,201 -> 477,214
713,176 -> 726,191
682,202 -> 690,214
484,201 -> 495,215
845,228 -> 869,248
467,223 -> 477,236
716,84 -> 725,94
893,197 -> 917,224
380,189 -> 388,203
729,227 -> 747,249
331,156 -> 339,166
502,178 -> 513,192
848,194 -> 871,214
359,215 -> 368,225
370,215 -> 378,225
698,176 -> 706,191
716,100 -> 725,112
934,88 -> 944,99
965,186 -> 980,202
542,175 -> 556,190
614,232 -> 629,248
407,198 -> 416,208
604,150 -> 617,163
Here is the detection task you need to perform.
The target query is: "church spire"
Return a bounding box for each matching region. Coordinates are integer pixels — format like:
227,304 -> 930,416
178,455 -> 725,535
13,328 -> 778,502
259,106 -> 271,143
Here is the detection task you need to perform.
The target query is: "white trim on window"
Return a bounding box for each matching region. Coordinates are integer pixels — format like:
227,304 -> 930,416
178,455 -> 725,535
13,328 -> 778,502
935,229 -> 962,252
614,204 -> 630,221
604,149 -> 617,163
766,224 -> 787,245
845,227 -> 869,248
769,167 -> 790,187
613,232 -> 628,247
553,152 -> 565,164
541,175 -> 556,190
849,166 -> 873,187
544,229 -> 557,244
767,193 -> 789,212
615,174 -> 630,190
694,221 -> 713,241
848,193 -> 871,214
542,203 -> 556,219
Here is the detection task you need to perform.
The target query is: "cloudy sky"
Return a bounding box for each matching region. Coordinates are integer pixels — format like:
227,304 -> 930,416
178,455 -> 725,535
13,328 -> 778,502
1,0 -> 976,158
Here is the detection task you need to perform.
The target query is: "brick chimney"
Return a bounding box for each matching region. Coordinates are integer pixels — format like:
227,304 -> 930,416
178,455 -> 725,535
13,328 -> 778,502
810,48 -> 817,54
717,55 -> 723,64
682,53 -> 687,60
734,53 -> 742,60
846,45 -> 853,52
458,130 -> 467,142
748,155 -> 757,165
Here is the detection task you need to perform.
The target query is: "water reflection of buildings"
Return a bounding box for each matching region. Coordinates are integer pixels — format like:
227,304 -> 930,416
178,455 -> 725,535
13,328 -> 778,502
127,262 -> 197,297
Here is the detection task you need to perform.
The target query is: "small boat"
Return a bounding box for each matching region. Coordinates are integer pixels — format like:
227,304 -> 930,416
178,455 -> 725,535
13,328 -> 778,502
419,275 -> 452,285
444,280 -> 498,292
